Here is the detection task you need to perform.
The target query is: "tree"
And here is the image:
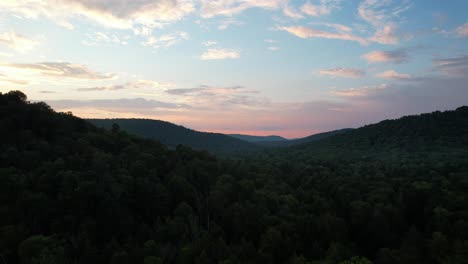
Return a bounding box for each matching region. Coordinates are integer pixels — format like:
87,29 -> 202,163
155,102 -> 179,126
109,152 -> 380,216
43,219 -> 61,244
5,90 -> 27,103
111,123 -> 120,133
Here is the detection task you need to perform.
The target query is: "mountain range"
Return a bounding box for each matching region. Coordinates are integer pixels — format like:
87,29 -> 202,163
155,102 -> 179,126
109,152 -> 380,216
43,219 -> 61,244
90,107 -> 468,158
88,119 -> 351,154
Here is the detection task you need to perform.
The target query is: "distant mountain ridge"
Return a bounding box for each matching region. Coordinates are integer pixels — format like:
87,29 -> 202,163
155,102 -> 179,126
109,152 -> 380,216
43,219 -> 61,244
89,118 -> 355,153
89,118 -> 260,155
91,106 -> 468,158
255,128 -> 353,147
228,134 -> 287,142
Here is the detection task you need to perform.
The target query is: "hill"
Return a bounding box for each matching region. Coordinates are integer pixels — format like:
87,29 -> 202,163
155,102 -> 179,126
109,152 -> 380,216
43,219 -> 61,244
89,118 -> 260,155
89,119 -> 351,151
2,91 -> 468,264
228,134 -> 287,142
256,128 -> 353,147
289,128 -> 354,144
277,107 -> 468,161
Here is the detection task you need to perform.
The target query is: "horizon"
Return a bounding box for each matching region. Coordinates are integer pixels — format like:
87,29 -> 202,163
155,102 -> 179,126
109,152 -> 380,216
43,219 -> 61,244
0,0 -> 467,138
80,104 -> 464,140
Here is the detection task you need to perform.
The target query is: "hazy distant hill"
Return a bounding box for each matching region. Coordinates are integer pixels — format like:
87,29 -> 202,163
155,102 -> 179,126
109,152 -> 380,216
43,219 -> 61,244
255,128 -> 353,147
289,128 -> 354,144
89,118 -> 260,155
228,134 -> 287,142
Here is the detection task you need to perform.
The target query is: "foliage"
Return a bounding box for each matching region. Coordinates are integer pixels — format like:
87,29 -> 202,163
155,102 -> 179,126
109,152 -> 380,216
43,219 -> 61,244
1,91 -> 468,264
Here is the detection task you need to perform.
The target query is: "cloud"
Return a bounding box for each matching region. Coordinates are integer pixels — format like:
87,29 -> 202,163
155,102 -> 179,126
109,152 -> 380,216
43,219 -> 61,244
300,0 -> 341,17
278,26 -> 368,45
370,24 -> 399,44
47,98 -> 186,112
132,26 -> 154,37
331,84 -> 388,97
455,22 -> 468,38
142,31 -> 189,48
166,85 -> 266,108
82,31 -> 128,46
200,48 -> 240,60
363,49 -> 409,63
0,52 -> 13,57
301,3 -> 328,16
2,62 -> 115,80
77,80 -> 172,92
217,18 -> 243,30
283,4 -> 304,19
267,46 -> 280,51
358,0 -> 411,45
376,70 -> 411,80
318,23 -> 353,33
358,0 -> 411,27
433,55 -> 468,77
166,85 -> 244,96
264,39 -> 277,43
43,84 -> 267,121
0,0 -> 195,30
0,31 -> 39,52
199,0 -> 282,18
318,68 -> 365,78
202,40 -> 217,47
0,73 -> 30,86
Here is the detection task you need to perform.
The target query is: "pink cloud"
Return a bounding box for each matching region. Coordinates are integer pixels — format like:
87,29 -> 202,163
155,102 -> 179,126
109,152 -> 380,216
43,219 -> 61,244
376,70 -> 411,80
363,49 -> 408,63
370,24 -> 399,44
279,26 -> 368,45
455,22 -> 468,37
331,84 -> 388,97
319,68 -> 365,78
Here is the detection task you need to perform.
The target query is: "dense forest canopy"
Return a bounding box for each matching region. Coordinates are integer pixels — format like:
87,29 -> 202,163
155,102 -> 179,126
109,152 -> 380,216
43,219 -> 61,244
1,90 -> 468,264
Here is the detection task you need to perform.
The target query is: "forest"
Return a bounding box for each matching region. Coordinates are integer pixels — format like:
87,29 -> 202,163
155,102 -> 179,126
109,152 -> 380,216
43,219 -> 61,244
1,90 -> 468,264
88,119 -> 259,155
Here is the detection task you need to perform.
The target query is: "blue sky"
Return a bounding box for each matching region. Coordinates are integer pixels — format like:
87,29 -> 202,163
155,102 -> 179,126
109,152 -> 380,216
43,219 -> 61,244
0,0 -> 467,137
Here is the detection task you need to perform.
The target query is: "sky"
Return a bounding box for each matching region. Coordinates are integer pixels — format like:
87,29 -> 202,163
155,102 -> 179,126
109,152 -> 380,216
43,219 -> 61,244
0,0 -> 467,138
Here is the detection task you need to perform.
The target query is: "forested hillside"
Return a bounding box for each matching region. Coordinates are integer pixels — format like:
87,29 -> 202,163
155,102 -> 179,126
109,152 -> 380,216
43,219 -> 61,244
1,91 -> 468,264
89,119 -> 260,155
256,128 -> 353,147
278,107 -> 468,161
